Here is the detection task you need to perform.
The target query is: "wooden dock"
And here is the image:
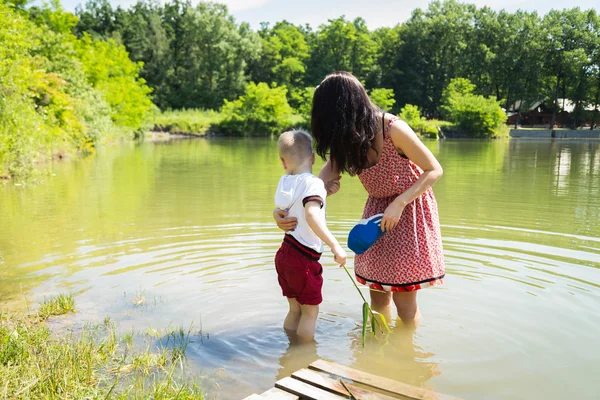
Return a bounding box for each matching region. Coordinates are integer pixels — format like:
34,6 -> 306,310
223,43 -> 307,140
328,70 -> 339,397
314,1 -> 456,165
243,359 -> 460,400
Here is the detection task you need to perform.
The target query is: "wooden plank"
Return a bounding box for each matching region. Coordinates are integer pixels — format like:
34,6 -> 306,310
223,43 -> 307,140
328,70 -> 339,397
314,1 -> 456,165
292,368 -> 399,400
310,360 -> 461,400
241,395 -> 264,400
275,377 -> 343,400
260,387 -> 299,399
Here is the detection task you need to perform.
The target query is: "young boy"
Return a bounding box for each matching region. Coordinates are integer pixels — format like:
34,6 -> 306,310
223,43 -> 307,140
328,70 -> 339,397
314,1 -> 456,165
274,130 -> 347,340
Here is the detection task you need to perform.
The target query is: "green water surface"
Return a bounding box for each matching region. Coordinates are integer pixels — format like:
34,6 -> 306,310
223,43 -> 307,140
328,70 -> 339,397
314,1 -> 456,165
1,138 -> 599,399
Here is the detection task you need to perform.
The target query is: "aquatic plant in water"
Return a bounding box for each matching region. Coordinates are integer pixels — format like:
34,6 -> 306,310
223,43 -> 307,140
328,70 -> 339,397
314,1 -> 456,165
342,266 -> 391,347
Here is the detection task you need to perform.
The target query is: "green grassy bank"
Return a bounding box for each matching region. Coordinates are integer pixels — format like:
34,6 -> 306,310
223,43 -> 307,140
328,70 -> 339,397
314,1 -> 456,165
0,294 -> 204,399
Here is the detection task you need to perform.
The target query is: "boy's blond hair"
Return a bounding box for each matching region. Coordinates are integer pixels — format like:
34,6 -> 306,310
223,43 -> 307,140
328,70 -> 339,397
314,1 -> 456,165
278,130 -> 314,164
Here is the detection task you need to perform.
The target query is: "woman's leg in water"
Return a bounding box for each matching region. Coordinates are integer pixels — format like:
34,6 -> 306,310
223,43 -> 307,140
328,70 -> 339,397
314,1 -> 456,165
370,289 -> 393,323
393,291 -> 421,324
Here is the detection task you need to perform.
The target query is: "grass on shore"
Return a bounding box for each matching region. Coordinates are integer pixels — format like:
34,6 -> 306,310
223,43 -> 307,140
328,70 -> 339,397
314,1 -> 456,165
150,108 -> 307,136
151,109 -> 224,136
493,124 -> 510,137
38,293 -> 76,320
0,294 -> 204,399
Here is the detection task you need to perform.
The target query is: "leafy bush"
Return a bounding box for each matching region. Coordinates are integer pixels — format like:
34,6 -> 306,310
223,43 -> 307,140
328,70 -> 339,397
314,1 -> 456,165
399,104 -> 422,126
0,2 -> 154,179
369,88 -> 396,111
75,34 -> 154,130
0,2 -> 81,178
419,119 -> 454,138
399,104 -> 452,138
441,78 -> 506,137
219,82 -> 293,136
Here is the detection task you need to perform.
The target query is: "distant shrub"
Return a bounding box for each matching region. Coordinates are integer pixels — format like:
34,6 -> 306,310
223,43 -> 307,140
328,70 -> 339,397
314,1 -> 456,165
369,88 -> 396,111
399,104 -> 452,138
219,82 -> 293,136
441,78 -> 506,137
399,104 -> 422,126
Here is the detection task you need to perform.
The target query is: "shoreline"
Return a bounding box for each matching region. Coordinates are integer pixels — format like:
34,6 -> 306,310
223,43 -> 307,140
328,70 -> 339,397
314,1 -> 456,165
145,130 -> 208,141
510,129 -> 600,139
0,294 -> 204,398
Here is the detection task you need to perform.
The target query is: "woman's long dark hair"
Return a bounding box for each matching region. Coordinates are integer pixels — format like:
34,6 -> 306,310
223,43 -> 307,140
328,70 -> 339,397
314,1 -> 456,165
311,71 -> 380,176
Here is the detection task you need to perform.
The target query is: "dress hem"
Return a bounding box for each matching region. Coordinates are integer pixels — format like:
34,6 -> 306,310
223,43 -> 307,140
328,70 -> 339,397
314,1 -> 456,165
355,273 -> 445,292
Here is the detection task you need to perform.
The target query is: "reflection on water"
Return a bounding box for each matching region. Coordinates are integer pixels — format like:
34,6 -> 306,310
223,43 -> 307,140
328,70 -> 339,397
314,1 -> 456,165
349,323 -> 440,387
1,139 -> 599,399
275,333 -> 319,383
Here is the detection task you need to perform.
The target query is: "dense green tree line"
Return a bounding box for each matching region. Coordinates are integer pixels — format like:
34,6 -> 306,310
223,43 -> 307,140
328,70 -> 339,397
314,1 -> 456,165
74,0 -> 600,127
2,0 -> 600,177
0,0 -> 153,179
76,0 -> 260,110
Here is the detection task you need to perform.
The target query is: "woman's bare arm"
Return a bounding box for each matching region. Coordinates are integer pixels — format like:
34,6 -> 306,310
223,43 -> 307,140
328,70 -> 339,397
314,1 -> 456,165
380,119 -> 443,232
390,119 -> 443,206
273,208 -> 298,231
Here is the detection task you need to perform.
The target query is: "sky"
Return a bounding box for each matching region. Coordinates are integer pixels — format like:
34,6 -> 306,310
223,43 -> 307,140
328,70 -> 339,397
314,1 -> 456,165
58,0 -> 600,29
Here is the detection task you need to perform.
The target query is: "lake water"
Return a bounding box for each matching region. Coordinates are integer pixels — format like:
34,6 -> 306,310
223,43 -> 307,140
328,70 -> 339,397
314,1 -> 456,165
1,138 -> 599,399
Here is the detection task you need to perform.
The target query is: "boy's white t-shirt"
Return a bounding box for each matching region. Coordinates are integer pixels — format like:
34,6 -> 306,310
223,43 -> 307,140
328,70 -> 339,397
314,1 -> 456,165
275,173 -> 327,253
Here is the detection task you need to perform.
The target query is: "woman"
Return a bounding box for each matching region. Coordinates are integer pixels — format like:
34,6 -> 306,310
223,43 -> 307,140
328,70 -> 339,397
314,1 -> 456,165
275,71 -> 444,323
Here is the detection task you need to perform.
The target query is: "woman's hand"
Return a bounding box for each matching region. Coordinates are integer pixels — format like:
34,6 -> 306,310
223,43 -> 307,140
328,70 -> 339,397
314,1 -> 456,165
319,159 -> 342,197
273,208 -> 298,232
381,198 -> 407,232
325,176 -> 341,196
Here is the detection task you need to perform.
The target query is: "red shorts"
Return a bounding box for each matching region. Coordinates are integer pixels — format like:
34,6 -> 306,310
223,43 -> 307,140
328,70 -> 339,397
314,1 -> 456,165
275,235 -> 323,305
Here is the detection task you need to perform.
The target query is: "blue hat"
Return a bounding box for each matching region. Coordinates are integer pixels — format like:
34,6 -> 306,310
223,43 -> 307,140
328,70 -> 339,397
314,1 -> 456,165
347,214 -> 385,254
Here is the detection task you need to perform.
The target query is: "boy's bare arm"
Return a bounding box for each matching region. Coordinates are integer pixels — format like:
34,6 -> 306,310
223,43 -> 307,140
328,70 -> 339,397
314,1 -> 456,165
304,202 -> 347,265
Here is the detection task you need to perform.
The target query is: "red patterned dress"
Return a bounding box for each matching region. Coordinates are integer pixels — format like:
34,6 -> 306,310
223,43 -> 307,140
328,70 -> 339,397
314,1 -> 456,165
354,115 -> 445,292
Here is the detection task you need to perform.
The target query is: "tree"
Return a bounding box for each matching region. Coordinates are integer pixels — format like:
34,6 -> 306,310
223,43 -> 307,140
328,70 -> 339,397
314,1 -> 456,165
589,11 -> 600,129
290,86 -> 315,124
389,1 -> 476,116
157,2 -> 260,109
306,17 -> 377,86
75,0 -> 261,110
541,9 -> 595,128
506,11 -> 545,128
66,0 -> 600,132
75,0 -> 120,39
371,25 -> 402,89
251,21 -> 310,91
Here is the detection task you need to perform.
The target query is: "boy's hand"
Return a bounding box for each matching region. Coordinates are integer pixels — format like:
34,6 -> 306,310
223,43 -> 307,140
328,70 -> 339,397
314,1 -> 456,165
332,245 -> 347,266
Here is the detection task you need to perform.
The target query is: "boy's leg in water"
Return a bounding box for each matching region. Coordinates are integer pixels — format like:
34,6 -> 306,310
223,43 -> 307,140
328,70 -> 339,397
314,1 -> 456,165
284,297 -> 301,332
296,304 -> 319,340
